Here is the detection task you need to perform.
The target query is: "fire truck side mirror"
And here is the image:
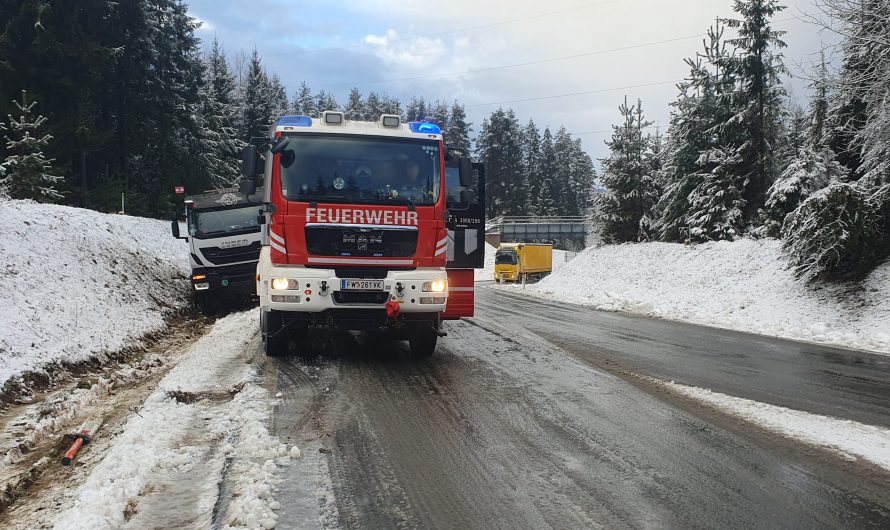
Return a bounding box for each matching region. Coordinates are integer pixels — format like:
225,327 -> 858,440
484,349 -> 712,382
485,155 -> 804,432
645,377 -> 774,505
270,136 -> 290,154
458,157 -> 473,187
241,144 -> 257,179
239,178 -> 257,197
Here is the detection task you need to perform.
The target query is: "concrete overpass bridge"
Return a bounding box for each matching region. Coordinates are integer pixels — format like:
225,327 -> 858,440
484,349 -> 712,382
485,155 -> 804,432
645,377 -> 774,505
485,216 -> 588,250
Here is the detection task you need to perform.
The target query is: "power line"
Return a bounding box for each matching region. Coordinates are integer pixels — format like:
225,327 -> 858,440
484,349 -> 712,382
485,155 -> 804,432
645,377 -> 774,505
324,34 -> 702,88
322,16 -> 800,90
465,80 -> 681,107
330,0 -> 624,51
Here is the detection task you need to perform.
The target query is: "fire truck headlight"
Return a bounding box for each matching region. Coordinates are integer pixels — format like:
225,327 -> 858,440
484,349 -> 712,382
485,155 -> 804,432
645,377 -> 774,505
271,278 -> 296,290
422,280 -> 447,293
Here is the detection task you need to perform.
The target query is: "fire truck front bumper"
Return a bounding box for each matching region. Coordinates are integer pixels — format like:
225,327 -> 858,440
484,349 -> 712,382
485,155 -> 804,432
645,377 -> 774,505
258,266 -> 448,314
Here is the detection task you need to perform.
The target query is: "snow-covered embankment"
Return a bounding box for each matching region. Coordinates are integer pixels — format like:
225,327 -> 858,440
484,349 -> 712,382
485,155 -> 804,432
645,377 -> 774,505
0,199 -> 190,387
528,239 -> 890,354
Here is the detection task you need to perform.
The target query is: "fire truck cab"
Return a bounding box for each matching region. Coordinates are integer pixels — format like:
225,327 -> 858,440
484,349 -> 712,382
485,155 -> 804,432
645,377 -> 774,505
239,112 -> 483,357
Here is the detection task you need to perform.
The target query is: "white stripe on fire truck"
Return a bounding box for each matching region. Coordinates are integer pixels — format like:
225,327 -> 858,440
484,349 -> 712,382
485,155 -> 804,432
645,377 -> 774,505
269,230 -> 285,245
270,240 -> 287,254
449,287 -> 474,292
434,247 -> 447,256
436,236 -> 449,248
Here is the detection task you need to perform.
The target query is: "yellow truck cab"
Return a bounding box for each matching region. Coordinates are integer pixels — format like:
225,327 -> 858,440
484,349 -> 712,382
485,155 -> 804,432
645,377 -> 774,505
494,243 -> 553,283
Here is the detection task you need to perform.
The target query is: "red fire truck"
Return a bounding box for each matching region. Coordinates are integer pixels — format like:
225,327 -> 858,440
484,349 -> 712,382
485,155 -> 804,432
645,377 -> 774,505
239,112 -> 485,357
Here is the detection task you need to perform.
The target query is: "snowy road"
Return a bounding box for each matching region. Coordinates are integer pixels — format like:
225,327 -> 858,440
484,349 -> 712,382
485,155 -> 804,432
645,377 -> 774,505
265,285 -> 890,529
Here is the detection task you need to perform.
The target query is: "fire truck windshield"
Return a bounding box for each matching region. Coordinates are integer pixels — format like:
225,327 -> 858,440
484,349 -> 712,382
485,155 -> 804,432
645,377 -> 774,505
190,206 -> 260,238
278,135 -> 440,206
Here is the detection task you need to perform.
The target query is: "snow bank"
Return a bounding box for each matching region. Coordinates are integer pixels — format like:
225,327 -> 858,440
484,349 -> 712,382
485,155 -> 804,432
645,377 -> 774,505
662,380 -> 890,471
0,199 -> 190,385
474,242 -> 498,281
529,239 -> 890,354
52,311 -> 296,530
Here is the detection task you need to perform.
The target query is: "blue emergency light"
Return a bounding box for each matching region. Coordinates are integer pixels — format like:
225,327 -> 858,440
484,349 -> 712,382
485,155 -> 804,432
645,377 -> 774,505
277,115 -> 313,127
409,122 -> 442,134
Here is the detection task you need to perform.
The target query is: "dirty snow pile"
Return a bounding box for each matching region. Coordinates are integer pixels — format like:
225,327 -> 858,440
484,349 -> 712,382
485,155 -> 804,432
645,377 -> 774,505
529,239 -> 890,354
52,311 -> 296,530
0,199 -> 190,385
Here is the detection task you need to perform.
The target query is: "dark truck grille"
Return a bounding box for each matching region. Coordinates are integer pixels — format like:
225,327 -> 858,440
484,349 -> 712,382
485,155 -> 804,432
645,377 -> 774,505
333,291 -> 390,305
306,226 -> 417,257
199,241 -> 261,265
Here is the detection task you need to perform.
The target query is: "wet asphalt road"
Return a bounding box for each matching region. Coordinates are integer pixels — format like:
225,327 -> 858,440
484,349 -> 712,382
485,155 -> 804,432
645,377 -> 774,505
477,286 -> 890,428
264,285 -> 890,529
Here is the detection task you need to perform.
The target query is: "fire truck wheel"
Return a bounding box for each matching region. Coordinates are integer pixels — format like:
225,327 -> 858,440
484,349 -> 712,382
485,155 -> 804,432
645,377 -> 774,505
262,310 -> 288,357
409,325 -> 437,358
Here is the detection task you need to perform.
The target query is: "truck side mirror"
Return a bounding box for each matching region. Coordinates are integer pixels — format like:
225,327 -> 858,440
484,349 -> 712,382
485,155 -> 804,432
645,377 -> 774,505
239,178 -> 257,197
270,135 -> 290,154
241,144 -> 257,178
458,157 -> 473,188
171,217 -> 187,240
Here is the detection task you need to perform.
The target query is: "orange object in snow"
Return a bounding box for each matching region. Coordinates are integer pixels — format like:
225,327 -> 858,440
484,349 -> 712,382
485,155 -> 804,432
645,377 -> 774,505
61,418 -> 103,466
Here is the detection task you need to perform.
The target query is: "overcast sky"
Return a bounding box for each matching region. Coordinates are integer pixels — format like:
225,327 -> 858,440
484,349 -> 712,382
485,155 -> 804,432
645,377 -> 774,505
188,0 -> 834,162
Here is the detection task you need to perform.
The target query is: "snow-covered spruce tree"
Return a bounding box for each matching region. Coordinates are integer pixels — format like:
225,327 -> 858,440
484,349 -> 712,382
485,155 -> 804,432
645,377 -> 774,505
656,22 -> 737,242
686,147 -> 746,241
474,109 -> 524,217
722,0 -> 788,224
198,39 -> 245,187
764,146 -> 848,236
520,119 -> 542,214
782,183 -> 882,280
445,102 -> 471,153
593,97 -> 659,242
430,100 -> 450,129
0,90 -> 63,201
343,87 -> 366,119
536,126 -> 559,215
241,50 -> 271,141
292,82 -> 317,117
406,97 -> 427,122
781,0 -> 890,280
365,92 -> 384,118
568,137 -> 597,217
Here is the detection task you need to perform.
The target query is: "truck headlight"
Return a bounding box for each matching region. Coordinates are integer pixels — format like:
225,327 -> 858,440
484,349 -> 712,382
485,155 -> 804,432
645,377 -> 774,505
422,279 -> 447,293
271,278 -> 298,290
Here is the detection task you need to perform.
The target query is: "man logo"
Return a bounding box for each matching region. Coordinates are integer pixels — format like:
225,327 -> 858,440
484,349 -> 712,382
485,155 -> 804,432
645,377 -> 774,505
216,193 -> 239,206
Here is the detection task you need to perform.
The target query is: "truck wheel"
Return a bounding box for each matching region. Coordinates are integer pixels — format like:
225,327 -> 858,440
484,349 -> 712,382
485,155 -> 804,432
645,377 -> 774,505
409,325 -> 437,358
262,310 -> 288,357
195,293 -> 216,316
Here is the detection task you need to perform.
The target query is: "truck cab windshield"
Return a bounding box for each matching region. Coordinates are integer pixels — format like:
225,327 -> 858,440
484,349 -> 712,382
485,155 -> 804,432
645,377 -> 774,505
278,135 -> 440,206
189,206 -> 260,238
495,251 -> 518,265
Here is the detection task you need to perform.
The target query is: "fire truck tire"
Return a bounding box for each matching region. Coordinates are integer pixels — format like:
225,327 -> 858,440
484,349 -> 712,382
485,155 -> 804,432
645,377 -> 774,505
409,325 -> 437,358
262,310 -> 288,357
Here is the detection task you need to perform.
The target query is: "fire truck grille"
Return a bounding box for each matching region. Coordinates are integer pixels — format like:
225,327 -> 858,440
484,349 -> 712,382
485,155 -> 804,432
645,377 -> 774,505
333,291 -> 390,305
306,226 -> 417,257
199,242 -> 261,265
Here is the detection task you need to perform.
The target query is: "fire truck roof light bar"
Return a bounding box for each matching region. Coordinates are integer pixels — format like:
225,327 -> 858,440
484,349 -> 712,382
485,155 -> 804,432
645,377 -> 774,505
323,111 -> 344,125
408,122 -> 441,134
277,115 -> 312,127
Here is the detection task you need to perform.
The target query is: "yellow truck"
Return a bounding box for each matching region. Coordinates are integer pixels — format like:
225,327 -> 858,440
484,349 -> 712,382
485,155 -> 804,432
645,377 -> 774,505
494,243 -> 553,283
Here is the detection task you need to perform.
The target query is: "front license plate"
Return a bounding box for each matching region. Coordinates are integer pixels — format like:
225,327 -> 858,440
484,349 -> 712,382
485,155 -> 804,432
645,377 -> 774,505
340,279 -> 384,291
